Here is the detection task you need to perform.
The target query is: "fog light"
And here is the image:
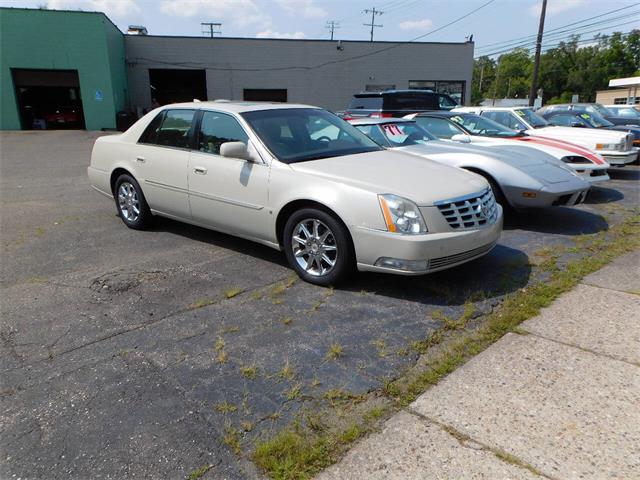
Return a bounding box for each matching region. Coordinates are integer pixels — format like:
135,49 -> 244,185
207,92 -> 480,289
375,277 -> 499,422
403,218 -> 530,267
522,191 -> 537,198
374,257 -> 428,272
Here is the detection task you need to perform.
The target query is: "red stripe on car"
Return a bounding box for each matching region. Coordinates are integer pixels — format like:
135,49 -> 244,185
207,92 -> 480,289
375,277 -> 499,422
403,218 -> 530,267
510,136 -> 605,165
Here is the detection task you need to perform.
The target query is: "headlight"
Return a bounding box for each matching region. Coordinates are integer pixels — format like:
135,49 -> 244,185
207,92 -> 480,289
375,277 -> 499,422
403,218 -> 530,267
595,143 -> 622,151
378,194 -> 427,234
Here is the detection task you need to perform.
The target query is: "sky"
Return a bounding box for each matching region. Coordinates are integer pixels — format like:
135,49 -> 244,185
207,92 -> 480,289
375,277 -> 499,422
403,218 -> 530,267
1,0 -> 638,56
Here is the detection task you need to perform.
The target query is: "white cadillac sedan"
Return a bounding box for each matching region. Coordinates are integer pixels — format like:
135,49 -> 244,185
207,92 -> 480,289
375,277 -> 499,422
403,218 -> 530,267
88,102 -> 502,285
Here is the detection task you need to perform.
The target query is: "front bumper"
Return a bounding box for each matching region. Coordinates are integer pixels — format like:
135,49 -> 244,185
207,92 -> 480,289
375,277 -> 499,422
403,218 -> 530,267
505,182 -> 590,209
567,163 -> 610,184
352,207 -> 503,275
601,149 -> 638,165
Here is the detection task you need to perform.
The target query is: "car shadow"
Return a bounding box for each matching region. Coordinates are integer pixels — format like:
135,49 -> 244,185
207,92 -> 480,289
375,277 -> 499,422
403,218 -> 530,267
583,186 -> 624,204
343,244 -> 530,307
504,207 -> 608,235
608,167 -> 640,181
149,217 -> 529,307
149,216 -> 289,267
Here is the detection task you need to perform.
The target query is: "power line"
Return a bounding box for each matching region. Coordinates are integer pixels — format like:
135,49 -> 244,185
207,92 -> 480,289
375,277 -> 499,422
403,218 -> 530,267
475,3 -> 640,51
476,10 -> 640,54
476,20 -> 638,57
131,0 -> 496,73
363,7 -> 384,42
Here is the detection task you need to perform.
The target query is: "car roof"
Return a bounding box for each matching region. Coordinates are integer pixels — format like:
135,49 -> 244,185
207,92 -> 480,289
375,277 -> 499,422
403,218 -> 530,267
348,118 -> 415,126
414,111 -> 461,118
456,106 -> 532,111
354,89 -> 436,97
158,100 -> 319,113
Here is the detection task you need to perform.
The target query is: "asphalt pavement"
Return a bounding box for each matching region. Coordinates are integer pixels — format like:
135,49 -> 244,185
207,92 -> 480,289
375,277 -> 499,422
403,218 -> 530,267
1,131 -> 638,479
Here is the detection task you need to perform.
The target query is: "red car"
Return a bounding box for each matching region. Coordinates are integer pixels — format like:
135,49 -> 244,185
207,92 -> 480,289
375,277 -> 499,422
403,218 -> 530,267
44,107 -> 80,125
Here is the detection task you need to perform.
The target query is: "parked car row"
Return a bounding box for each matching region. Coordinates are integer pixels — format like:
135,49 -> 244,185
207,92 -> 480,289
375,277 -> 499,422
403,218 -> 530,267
88,95 -> 638,285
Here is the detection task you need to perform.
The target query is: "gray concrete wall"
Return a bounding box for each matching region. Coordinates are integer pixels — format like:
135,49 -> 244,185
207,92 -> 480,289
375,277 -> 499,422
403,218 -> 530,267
125,36 -> 473,112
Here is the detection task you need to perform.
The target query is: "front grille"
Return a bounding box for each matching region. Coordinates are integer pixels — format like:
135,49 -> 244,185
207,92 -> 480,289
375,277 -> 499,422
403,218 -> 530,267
428,242 -> 496,270
435,188 -> 498,230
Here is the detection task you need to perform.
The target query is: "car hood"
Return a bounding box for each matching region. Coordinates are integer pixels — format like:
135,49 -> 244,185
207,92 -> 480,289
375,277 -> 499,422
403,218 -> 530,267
607,125 -> 640,139
461,135 -> 605,164
397,141 -> 558,170
526,126 -> 627,144
289,149 -> 488,206
395,142 -> 579,185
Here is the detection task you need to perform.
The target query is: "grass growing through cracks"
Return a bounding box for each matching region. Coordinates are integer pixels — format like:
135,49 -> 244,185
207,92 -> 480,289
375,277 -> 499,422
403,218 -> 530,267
252,213 -> 640,480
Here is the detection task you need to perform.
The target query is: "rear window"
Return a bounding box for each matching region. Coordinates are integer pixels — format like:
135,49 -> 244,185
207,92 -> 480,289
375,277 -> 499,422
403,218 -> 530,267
348,96 -> 383,110
383,92 -> 439,110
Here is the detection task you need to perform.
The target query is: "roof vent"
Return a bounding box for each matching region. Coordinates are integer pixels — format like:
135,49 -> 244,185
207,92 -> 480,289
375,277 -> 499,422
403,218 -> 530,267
127,25 -> 148,35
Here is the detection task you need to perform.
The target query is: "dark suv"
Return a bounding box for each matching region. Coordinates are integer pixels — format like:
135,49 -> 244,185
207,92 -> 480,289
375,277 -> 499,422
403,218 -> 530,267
343,90 -> 459,119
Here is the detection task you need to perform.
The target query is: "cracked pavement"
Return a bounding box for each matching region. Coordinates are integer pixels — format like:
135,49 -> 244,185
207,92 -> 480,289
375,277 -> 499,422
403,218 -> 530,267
1,131 -> 639,479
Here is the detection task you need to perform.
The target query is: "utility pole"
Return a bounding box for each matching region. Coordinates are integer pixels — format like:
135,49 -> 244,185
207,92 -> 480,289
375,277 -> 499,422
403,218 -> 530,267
492,58 -> 501,106
479,60 -> 485,92
363,7 -> 383,42
528,0 -> 547,106
201,22 -> 222,38
326,20 -> 340,40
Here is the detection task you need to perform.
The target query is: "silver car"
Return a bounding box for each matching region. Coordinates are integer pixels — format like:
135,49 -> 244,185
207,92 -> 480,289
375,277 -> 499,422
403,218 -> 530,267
88,102 -> 502,285
350,118 -> 591,211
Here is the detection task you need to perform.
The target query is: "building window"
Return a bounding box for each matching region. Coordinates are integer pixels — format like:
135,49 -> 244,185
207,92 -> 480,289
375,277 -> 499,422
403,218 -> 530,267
409,80 -> 465,104
243,89 -> 287,102
613,97 -> 639,105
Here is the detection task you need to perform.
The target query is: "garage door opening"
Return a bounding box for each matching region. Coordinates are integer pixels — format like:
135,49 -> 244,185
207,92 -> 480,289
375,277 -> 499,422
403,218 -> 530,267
12,69 -> 85,130
243,89 -> 288,102
149,69 -> 207,105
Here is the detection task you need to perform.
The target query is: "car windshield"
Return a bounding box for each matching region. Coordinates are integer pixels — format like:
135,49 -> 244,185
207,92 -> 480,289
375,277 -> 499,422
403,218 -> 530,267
513,108 -> 549,128
589,104 -> 615,117
609,106 -> 640,118
377,122 -> 438,146
575,111 -> 614,128
448,114 -> 521,137
241,108 -> 381,163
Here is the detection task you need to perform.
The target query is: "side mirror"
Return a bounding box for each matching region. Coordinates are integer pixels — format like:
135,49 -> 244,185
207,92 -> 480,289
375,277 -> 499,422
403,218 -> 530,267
220,141 -> 253,161
451,134 -> 472,143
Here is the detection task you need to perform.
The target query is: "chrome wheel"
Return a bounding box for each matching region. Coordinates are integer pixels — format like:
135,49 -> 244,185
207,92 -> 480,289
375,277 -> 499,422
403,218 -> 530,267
291,218 -> 338,277
117,182 -> 140,222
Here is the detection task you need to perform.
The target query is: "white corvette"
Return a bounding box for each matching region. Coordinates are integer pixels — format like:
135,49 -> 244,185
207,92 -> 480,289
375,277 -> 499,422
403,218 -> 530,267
453,106 -> 638,166
406,111 -> 610,184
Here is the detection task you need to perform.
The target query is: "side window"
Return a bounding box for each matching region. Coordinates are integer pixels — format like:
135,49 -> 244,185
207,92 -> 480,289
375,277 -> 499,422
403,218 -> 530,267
483,111 -> 526,130
138,112 -> 164,144
415,117 -> 461,138
355,125 -> 390,146
155,110 -> 196,148
198,111 -> 249,155
550,114 -> 584,127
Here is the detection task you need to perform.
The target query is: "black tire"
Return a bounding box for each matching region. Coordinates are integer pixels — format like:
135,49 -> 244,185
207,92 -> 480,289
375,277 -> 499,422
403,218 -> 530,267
481,174 -> 516,219
114,173 -> 152,230
283,208 -> 354,286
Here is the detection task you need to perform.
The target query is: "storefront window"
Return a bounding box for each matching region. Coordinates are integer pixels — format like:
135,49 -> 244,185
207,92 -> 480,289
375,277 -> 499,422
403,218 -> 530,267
408,80 -> 465,104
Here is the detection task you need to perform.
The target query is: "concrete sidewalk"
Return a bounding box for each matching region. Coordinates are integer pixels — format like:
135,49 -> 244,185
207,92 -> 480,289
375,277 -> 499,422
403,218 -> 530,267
318,250 -> 640,480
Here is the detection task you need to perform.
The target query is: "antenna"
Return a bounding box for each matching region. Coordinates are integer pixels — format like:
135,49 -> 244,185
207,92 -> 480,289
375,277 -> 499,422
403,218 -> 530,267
363,7 -> 383,42
201,22 -> 222,38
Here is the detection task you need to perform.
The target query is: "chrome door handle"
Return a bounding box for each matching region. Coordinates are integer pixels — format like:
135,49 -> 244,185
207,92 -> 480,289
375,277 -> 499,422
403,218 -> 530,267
136,156 -> 146,163
194,167 -> 208,175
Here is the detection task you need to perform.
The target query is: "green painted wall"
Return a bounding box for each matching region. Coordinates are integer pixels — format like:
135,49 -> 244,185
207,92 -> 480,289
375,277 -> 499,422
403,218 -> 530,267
0,8 -> 127,130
